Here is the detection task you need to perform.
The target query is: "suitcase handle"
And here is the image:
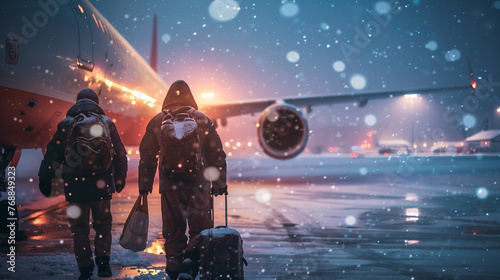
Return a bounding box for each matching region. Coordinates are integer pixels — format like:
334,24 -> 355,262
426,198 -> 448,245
211,189 -> 228,228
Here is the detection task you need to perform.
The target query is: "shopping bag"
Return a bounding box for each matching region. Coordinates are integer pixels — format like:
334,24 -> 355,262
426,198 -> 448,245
119,193 -> 149,252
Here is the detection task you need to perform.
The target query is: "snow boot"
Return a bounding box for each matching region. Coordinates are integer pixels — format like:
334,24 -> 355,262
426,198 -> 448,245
177,272 -> 194,280
179,257 -> 198,279
78,266 -> 94,280
165,269 -> 179,280
96,256 -> 112,277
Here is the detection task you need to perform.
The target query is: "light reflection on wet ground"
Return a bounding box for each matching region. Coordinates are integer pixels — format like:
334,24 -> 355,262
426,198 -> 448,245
1,155 -> 499,279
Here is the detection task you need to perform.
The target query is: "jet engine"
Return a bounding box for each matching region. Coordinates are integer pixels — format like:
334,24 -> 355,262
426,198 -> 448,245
257,103 -> 308,159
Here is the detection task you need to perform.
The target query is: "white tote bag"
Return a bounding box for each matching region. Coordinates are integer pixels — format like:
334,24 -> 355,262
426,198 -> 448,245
119,193 -> 149,252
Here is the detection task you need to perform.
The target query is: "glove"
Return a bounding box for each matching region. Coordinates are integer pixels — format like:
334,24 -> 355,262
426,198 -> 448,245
39,180 -> 51,197
115,178 -> 126,193
211,184 -> 227,197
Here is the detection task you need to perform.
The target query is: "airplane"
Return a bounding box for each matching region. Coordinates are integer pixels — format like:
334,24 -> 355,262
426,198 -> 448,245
0,0 -> 474,192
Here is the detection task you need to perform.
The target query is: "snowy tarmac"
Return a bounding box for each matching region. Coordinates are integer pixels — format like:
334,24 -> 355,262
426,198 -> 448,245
1,152 -> 500,279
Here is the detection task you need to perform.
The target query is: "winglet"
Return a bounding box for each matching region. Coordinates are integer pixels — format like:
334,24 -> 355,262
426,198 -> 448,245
150,14 -> 158,72
467,57 -> 476,93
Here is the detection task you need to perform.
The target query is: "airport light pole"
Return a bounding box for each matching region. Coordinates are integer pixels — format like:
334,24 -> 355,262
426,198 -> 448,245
405,94 -> 418,154
495,106 -> 500,129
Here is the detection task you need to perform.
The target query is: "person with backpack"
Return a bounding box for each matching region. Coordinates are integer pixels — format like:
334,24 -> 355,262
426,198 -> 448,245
38,89 -> 128,280
138,80 -> 227,280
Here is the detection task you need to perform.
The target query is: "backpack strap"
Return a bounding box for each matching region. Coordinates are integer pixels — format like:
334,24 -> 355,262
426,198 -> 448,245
164,106 -> 195,118
162,109 -> 173,120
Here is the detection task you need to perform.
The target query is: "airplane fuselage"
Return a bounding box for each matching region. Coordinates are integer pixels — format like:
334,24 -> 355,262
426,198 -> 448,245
1,0 -> 166,150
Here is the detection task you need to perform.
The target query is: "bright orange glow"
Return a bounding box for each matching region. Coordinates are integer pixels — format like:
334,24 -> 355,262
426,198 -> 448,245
92,14 -> 99,28
32,216 -> 46,226
329,147 -> 340,152
103,23 -> 109,36
78,4 -> 84,13
201,92 -> 215,99
350,153 -> 358,158
117,84 -> 155,106
105,80 -> 113,90
366,132 -> 372,137
145,240 -> 165,255
88,74 -> 157,107
472,81 -> 477,89
98,19 -> 105,34
30,235 -> 44,241
360,142 -> 372,149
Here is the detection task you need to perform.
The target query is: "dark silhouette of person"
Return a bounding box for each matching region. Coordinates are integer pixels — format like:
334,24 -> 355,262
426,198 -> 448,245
138,80 -> 227,280
39,88 -> 127,280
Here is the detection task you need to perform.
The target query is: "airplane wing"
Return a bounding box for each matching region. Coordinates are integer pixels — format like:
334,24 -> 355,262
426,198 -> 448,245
202,83 -> 473,159
202,84 -> 473,121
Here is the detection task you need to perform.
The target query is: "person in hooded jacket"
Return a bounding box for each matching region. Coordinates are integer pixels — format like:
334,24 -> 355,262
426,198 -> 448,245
139,80 -> 227,280
38,89 -> 128,280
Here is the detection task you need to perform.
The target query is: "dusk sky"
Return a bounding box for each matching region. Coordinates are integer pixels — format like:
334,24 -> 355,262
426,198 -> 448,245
90,0 -> 500,152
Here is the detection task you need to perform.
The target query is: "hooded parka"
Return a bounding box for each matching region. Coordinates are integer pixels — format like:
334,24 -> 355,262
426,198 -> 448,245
38,96 -> 128,202
138,80 -> 227,194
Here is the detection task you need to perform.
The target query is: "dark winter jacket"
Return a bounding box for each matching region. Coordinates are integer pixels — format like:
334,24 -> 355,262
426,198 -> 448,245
38,99 -> 128,202
138,80 -> 227,193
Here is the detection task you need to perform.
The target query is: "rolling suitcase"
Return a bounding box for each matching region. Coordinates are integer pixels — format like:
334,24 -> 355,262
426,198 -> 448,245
199,193 -> 247,280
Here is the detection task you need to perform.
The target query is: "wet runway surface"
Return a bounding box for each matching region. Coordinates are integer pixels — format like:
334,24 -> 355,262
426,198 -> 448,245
1,154 -> 500,279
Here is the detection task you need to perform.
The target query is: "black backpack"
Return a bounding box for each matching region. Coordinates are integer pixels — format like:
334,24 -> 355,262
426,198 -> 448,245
160,107 -> 202,177
65,112 -> 114,175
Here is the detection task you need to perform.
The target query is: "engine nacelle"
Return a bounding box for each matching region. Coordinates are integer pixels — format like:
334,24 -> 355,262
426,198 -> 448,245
257,103 -> 308,159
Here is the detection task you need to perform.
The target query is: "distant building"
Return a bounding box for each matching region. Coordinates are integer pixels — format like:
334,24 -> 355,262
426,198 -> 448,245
465,130 -> 500,153
376,139 -> 412,155
429,141 -> 466,154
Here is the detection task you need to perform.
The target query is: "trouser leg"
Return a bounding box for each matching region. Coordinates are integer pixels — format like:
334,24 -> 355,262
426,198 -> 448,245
161,191 -> 188,273
68,202 -> 94,269
185,187 -> 212,260
91,200 -> 112,258
161,187 -> 211,278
